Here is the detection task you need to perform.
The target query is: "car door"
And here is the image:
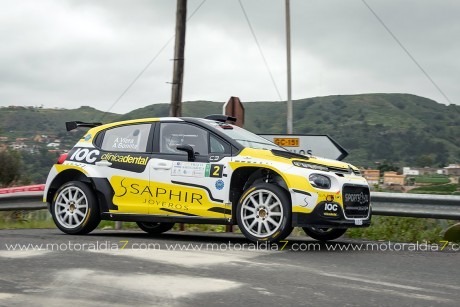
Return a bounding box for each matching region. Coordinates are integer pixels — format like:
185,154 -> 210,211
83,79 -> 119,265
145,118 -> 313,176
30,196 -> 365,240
149,122 -> 232,219
95,123 -> 154,214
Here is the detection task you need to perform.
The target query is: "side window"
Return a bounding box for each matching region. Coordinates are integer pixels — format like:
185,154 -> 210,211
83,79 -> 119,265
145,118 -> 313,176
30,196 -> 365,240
209,134 -> 230,153
160,123 -> 208,155
100,124 -> 151,152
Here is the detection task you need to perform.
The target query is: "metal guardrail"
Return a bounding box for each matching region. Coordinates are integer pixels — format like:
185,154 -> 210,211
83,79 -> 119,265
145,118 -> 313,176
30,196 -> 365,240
371,192 -> 460,220
0,192 -> 46,211
1,188 -> 460,220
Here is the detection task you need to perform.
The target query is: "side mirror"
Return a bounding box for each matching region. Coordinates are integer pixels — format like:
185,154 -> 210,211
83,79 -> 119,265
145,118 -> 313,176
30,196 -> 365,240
176,144 -> 195,161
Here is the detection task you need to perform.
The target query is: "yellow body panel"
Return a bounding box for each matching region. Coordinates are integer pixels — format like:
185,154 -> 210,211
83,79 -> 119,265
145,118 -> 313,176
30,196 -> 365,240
109,176 -> 227,218
55,164 -> 88,175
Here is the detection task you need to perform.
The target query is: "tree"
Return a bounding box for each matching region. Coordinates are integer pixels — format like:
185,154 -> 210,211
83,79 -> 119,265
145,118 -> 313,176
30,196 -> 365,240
0,150 -> 21,187
377,161 -> 399,173
416,155 -> 434,167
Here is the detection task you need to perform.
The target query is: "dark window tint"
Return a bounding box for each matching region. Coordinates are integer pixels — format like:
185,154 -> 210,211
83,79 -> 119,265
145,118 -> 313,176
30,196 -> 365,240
209,134 -> 230,153
160,123 -> 208,155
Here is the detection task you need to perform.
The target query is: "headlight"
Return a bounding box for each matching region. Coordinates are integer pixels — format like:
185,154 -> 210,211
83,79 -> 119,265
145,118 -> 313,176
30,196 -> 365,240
293,161 -> 328,171
309,174 -> 331,189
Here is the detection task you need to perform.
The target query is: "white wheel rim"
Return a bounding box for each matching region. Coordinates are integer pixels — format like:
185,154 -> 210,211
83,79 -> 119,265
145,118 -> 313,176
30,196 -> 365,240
54,186 -> 89,229
240,189 -> 284,238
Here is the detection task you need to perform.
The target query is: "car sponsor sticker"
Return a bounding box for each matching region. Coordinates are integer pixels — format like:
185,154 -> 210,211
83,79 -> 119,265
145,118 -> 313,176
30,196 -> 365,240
215,179 -> 225,190
171,162 -> 224,178
171,161 -> 208,177
67,147 -> 150,173
69,148 -> 100,164
81,134 -> 92,141
101,153 -> 148,166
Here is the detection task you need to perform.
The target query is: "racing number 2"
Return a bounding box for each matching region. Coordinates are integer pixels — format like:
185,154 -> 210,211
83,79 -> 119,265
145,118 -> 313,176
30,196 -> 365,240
210,164 -> 223,178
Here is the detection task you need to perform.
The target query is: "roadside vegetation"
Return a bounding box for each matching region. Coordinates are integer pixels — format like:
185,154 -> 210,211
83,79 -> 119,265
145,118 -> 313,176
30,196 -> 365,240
413,174 -> 450,184
409,183 -> 459,194
0,211 -> 55,229
405,174 -> 459,195
2,210 -> 456,244
346,216 -> 455,243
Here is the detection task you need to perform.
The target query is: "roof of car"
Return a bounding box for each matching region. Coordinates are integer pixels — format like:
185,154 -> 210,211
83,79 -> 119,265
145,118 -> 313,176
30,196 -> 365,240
92,117 -> 182,131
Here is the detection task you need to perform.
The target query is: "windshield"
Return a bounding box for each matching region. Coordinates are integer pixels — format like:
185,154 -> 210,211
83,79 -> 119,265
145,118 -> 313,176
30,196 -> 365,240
205,121 -> 285,151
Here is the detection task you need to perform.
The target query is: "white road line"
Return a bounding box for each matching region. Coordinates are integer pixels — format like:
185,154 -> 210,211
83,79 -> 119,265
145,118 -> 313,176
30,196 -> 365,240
331,282 -> 451,303
88,249 -> 263,267
0,250 -> 50,259
0,293 -> 14,300
320,272 -> 443,292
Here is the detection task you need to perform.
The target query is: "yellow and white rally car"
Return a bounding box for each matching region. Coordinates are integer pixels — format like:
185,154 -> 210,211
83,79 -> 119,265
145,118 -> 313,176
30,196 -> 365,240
44,115 -> 371,242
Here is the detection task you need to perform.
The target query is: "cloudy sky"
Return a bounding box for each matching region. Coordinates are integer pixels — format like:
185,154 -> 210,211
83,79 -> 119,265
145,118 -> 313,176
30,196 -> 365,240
0,0 -> 458,114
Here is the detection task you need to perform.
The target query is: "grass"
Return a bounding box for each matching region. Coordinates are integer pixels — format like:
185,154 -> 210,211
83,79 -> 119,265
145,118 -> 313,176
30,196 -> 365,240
0,214 -> 240,233
408,183 -> 459,194
2,211 -> 458,244
414,175 -> 450,184
346,216 -> 452,243
0,210 -> 56,229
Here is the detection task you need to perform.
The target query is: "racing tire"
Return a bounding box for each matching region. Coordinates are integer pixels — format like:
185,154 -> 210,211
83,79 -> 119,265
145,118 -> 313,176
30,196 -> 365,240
51,181 -> 100,235
137,222 -> 175,235
237,183 -> 293,243
302,227 -> 347,241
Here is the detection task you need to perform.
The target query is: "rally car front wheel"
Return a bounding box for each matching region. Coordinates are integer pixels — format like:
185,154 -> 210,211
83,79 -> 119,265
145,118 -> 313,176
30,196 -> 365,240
51,181 -> 100,235
137,222 -> 175,235
237,183 -> 293,243
302,227 -> 347,241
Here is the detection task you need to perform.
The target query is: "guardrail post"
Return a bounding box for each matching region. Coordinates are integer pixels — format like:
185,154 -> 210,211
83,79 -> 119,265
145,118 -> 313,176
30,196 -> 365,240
115,221 -> 122,230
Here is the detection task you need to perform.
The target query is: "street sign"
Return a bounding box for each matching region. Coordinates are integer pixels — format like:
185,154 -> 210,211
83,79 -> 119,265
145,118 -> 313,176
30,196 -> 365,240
223,96 -> 244,127
259,134 -> 348,161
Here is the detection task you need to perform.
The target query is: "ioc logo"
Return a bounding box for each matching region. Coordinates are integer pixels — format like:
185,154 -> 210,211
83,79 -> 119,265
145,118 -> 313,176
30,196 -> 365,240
70,148 -> 100,163
324,203 -> 338,212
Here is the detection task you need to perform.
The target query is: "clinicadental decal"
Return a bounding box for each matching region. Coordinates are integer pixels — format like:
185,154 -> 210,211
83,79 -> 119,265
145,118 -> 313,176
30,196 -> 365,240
66,147 -> 150,173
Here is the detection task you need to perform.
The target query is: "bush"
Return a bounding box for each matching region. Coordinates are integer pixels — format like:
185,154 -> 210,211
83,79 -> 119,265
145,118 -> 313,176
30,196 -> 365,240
0,150 -> 21,187
414,175 -> 450,184
347,216 -> 447,242
409,184 -> 458,194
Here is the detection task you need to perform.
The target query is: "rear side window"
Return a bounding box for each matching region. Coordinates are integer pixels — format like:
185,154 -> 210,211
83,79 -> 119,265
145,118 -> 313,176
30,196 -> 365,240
100,124 -> 151,152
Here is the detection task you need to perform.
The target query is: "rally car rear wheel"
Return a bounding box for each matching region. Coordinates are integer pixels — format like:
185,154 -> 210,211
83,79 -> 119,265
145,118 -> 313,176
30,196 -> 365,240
51,181 -> 100,235
237,183 -> 293,243
136,222 -> 175,235
302,227 -> 347,241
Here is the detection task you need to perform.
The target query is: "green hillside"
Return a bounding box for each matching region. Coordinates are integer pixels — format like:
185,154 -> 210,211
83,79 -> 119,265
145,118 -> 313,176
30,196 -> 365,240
118,94 -> 460,167
1,94 -> 459,169
0,106 -> 118,136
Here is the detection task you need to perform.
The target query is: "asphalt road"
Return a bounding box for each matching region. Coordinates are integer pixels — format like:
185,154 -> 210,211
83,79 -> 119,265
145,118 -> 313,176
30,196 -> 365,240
0,229 -> 459,306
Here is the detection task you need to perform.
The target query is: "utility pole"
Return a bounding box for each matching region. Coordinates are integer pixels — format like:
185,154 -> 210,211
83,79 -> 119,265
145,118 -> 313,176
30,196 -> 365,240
285,0 -> 293,134
170,0 -> 187,117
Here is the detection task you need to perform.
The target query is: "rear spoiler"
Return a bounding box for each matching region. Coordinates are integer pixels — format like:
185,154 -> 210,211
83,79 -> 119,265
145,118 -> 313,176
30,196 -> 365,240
204,114 -> 237,123
66,121 -> 103,132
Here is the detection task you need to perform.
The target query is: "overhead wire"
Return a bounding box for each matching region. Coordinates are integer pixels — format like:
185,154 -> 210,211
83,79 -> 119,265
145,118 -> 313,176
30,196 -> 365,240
98,0 -> 207,121
361,0 -> 451,104
238,0 -> 283,101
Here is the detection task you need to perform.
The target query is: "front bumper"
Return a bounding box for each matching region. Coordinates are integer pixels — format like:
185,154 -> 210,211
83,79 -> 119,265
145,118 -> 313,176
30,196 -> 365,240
292,201 -> 372,228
